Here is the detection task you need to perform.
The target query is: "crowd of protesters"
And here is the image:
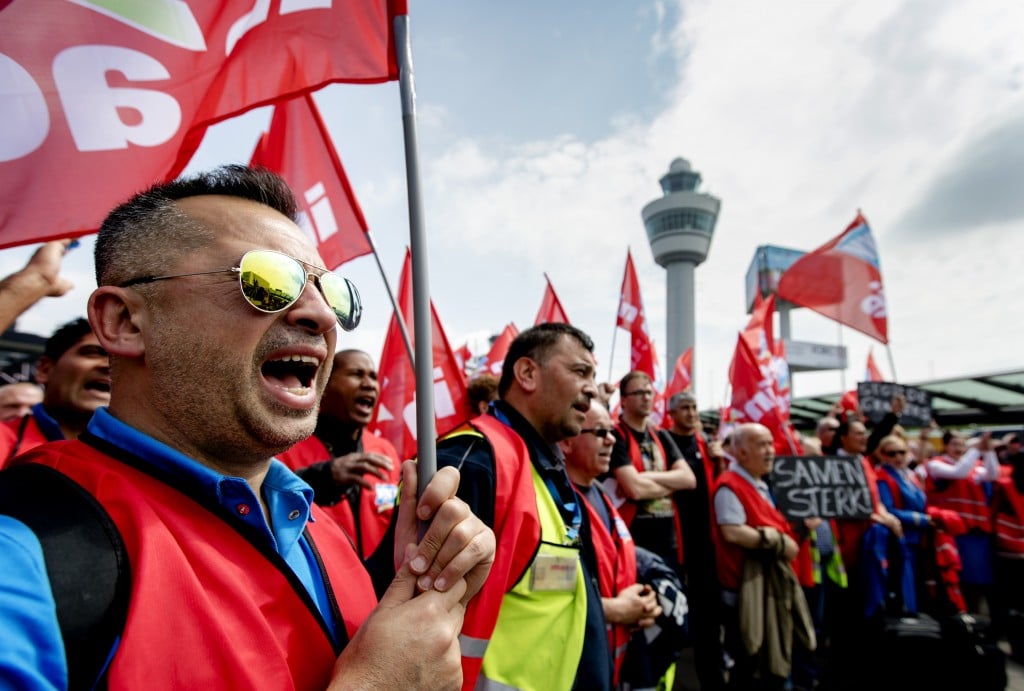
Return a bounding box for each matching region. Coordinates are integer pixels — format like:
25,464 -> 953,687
0,165 -> 1020,690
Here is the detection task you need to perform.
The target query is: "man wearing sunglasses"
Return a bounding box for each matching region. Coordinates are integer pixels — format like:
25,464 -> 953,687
435,322 -> 612,691
0,165 -> 493,690
559,400 -> 664,688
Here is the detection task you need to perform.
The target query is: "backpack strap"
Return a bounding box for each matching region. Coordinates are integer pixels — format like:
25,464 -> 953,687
0,463 -> 130,690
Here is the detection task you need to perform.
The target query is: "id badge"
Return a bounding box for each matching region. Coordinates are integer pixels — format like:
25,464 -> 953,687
530,552 -> 579,591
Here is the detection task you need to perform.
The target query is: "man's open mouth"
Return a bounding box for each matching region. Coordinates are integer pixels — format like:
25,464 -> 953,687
262,354 -> 321,394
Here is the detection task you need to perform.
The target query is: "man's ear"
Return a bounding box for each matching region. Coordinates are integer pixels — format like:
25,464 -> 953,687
34,356 -> 54,386
88,287 -> 147,358
512,356 -> 539,394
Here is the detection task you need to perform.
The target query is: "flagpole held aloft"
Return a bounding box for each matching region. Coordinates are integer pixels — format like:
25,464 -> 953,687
394,14 -> 436,502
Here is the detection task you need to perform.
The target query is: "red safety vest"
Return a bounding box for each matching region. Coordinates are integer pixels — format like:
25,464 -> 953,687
712,470 -> 799,591
925,455 -> 993,533
0,414 -> 49,468
278,431 -> 401,559
20,438 -> 375,690
993,467 -> 1024,556
615,421 -> 685,564
577,483 -> 637,686
446,415 -> 545,691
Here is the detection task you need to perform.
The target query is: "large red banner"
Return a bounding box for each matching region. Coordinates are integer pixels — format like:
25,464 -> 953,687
250,93 -> 372,270
0,0 -> 404,249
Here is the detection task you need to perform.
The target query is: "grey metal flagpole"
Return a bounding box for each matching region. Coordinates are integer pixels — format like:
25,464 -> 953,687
393,14 -> 436,497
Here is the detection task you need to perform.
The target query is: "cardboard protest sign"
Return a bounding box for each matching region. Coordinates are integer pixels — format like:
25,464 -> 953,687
857,382 -> 932,427
770,455 -> 873,520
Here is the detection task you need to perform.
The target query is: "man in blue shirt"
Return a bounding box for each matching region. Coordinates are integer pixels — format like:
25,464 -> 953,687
0,165 -> 494,690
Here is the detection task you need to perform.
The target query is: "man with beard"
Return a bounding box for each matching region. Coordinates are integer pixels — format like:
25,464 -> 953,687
278,349 -> 401,561
0,165 -> 493,690
0,317 -> 110,468
435,323 -> 611,691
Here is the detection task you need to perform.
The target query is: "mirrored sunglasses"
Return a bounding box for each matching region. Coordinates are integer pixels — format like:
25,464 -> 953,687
120,249 -> 362,331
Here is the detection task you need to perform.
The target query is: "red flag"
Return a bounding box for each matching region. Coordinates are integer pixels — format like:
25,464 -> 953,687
839,348 -> 886,413
866,348 -> 884,382
250,94 -> 372,269
727,334 -> 797,454
617,250 -> 664,425
0,0 -> 405,249
453,342 -> 473,375
534,274 -> 570,325
777,212 -> 888,343
370,249 -> 469,461
660,347 -> 693,430
664,348 -> 694,401
616,250 -> 661,383
481,323 -> 519,377
742,293 -> 776,361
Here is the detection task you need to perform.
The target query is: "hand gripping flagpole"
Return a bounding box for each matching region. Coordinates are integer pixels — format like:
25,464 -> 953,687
394,14 -> 437,507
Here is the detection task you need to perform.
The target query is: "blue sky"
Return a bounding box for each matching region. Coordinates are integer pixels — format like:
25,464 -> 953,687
5,0 -> 1023,412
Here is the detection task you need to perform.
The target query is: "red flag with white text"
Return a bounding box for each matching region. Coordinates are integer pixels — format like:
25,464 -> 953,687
370,249 -> 469,461
777,212 -> 889,343
482,322 -> 519,377
250,93 -> 372,269
616,250 -> 662,384
0,0 -> 405,248
727,334 -> 799,454
534,275 -> 570,325
617,250 -> 664,424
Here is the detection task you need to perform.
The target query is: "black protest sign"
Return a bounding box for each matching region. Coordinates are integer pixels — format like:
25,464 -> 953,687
857,382 -> 932,427
769,455 -> 873,520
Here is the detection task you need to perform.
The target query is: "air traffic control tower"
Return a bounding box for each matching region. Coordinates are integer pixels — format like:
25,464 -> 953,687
641,158 -> 721,383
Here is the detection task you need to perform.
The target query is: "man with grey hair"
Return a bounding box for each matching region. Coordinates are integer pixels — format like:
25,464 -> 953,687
665,390 -> 726,691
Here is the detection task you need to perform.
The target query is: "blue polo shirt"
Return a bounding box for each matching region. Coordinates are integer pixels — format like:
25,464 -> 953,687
0,407 -> 335,690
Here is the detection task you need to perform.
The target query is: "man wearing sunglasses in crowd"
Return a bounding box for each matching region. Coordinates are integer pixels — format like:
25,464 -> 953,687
606,371 -> 695,581
558,399 -> 664,688
434,323 -> 613,690
0,165 -> 494,690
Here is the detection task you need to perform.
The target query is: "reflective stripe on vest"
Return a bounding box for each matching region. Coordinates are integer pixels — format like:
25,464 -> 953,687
478,462 -> 588,691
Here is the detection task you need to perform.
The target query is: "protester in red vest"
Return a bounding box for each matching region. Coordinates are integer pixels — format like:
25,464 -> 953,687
607,371 -> 696,579
923,429 -> 1000,615
712,422 -> 812,690
277,349 -> 401,561
560,400 -> 661,688
0,165 -> 493,689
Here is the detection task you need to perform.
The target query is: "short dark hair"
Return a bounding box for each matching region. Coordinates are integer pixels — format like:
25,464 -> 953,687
619,370 -> 651,396
467,372 -> 499,411
43,318 -> 93,362
95,165 -> 298,287
498,323 -> 594,397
